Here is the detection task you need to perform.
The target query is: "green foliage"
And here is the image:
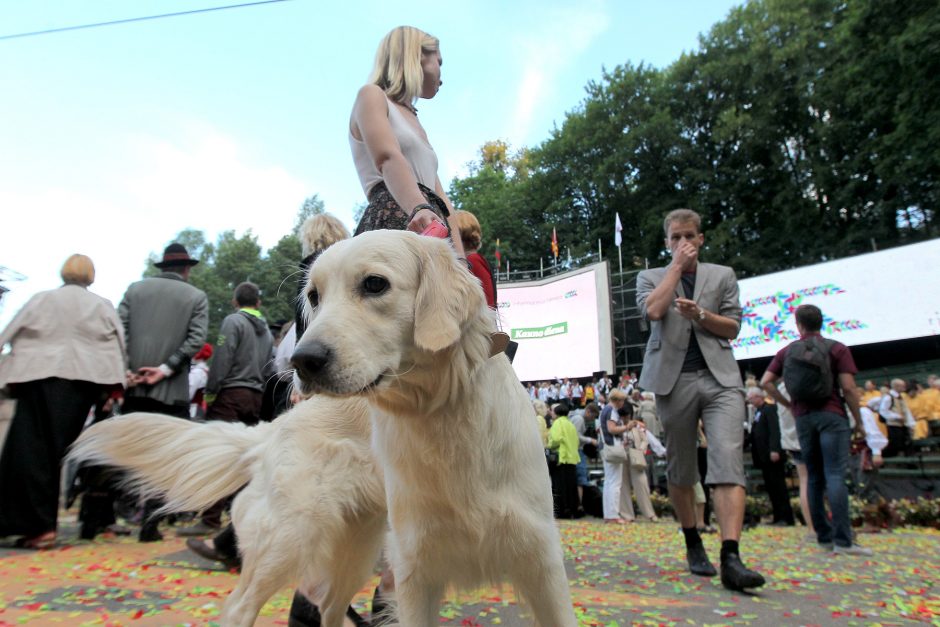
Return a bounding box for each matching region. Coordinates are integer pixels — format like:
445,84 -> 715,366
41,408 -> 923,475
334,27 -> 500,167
136,207 -> 309,343
293,195 -> 325,236
448,0 -> 939,277
890,497 -> 940,528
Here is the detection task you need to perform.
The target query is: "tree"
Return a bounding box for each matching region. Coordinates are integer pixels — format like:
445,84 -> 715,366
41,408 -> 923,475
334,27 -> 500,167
449,142 -> 545,270
293,195 -> 325,236
255,233 -> 302,328
448,0 -> 939,278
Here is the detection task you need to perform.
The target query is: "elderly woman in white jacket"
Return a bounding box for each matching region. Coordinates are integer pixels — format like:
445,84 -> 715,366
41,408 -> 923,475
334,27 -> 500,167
0,254 -> 125,549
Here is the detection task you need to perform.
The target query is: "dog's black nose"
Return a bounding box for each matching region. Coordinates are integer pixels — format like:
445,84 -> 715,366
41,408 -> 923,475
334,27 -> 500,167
291,341 -> 331,382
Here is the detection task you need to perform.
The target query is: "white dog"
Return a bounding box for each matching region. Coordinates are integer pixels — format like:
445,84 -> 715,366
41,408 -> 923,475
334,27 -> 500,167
70,395 -> 386,627
70,230 -> 576,627
292,230 -> 576,626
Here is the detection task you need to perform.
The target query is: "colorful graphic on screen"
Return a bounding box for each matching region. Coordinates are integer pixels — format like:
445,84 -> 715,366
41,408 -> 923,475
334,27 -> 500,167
734,285 -> 867,349
732,239 -> 940,360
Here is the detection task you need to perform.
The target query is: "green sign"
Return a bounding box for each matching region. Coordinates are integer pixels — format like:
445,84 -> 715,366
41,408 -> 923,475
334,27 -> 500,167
510,322 -> 568,340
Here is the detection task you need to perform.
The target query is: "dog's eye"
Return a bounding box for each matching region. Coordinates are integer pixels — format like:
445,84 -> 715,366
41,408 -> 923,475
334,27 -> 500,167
308,288 -> 319,308
362,275 -> 389,295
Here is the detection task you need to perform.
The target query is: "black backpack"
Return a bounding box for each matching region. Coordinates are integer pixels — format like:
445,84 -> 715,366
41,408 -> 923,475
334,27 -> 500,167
782,336 -> 836,405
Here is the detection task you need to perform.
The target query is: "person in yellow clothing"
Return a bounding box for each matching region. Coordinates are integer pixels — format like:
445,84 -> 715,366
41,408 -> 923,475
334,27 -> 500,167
533,399 -> 550,448
905,382 -> 932,440
923,375 -> 940,436
859,380 -> 881,406
548,403 -> 581,519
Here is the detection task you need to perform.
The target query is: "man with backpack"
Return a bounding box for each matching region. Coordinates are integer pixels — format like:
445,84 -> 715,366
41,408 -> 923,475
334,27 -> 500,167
759,304 -> 871,556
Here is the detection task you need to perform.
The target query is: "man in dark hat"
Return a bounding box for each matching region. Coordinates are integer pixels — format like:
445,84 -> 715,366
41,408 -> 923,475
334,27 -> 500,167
118,242 -> 209,542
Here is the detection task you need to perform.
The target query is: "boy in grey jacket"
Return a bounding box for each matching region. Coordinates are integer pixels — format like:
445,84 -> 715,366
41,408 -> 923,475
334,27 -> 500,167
204,282 -> 275,425
177,282 -> 274,537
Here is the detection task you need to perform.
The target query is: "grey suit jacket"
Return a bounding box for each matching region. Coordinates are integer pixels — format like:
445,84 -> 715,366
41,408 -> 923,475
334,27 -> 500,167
635,262 -> 743,396
119,272 -> 209,406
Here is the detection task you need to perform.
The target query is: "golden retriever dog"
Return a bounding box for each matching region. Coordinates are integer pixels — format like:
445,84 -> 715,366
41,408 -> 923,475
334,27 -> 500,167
69,396 -> 386,627
291,230 -> 576,626
70,229 -> 576,626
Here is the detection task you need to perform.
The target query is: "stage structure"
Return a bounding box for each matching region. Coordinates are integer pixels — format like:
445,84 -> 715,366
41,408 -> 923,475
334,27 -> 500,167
495,237 -> 940,383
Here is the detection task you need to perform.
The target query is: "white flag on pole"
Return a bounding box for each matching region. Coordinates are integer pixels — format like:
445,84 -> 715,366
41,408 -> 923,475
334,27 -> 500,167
614,212 -> 623,247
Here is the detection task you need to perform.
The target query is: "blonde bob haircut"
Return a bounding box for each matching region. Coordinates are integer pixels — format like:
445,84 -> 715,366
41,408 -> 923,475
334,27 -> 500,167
61,254 -> 95,287
608,389 -> 628,402
532,399 -> 549,418
300,213 -> 351,258
369,26 -> 439,106
453,210 -> 482,251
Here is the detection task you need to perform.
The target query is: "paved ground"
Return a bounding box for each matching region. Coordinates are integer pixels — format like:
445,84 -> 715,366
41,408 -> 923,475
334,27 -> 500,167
1,513 -> 938,626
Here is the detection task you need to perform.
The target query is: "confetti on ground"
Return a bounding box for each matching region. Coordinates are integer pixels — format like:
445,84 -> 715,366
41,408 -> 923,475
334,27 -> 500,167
1,514 -> 938,625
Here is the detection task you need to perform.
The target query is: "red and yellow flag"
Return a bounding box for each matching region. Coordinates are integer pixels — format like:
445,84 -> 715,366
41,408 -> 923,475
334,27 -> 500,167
551,227 -> 559,259
494,238 -> 502,269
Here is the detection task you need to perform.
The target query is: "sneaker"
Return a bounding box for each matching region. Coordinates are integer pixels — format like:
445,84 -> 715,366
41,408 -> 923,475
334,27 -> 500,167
832,544 -> 873,556
686,544 -> 717,577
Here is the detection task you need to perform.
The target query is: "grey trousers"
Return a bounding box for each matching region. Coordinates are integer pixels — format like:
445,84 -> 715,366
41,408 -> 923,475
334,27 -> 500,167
655,370 -> 746,487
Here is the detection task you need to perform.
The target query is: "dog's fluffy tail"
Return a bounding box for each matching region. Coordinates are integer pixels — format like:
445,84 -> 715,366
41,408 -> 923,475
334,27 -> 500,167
69,413 -> 273,513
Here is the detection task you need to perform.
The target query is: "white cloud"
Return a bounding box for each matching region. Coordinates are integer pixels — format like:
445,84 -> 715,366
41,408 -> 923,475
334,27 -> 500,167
124,123 -> 308,249
0,124 -> 311,330
508,2 -> 610,144
0,187 -> 145,329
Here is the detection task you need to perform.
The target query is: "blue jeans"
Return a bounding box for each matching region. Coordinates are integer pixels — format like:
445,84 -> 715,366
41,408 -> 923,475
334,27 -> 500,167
575,449 -> 590,487
796,410 -> 852,547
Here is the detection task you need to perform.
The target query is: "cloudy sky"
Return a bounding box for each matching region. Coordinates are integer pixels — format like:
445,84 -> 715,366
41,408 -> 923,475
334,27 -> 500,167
0,0 -> 741,327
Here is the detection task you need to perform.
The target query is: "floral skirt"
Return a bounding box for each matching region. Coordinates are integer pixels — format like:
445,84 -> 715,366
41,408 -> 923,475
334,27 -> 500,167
355,181 -> 450,235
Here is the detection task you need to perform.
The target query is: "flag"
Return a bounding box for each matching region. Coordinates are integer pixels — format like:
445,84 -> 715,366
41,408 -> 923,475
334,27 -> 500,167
615,212 -> 623,247
551,227 -> 559,259
567,246 -> 572,266
494,238 -> 501,269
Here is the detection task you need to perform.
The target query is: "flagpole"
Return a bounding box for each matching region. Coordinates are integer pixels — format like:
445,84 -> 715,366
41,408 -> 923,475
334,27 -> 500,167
540,257 -> 543,278
598,238 -> 602,262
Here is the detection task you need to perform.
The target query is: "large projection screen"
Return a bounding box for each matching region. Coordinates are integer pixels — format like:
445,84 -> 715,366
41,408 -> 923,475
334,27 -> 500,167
732,238 -> 940,361
497,262 -> 614,382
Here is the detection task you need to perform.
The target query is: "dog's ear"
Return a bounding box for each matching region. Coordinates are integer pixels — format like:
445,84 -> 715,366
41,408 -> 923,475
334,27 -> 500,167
413,239 -> 485,352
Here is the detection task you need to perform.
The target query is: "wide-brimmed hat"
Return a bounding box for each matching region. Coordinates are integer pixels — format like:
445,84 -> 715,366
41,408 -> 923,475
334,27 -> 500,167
154,243 -> 199,269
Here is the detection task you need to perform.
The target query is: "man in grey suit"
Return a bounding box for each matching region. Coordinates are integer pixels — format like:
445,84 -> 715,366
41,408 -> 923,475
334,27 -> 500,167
636,209 -> 764,591
119,242 -> 209,541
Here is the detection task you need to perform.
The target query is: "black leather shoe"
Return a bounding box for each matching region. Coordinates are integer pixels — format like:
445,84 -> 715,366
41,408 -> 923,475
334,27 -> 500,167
288,591 -> 321,627
346,606 -> 369,627
138,524 -> 163,543
287,592 -> 368,627
185,538 -> 241,571
720,553 -> 766,591
686,544 -> 717,577
371,585 -> 393,625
